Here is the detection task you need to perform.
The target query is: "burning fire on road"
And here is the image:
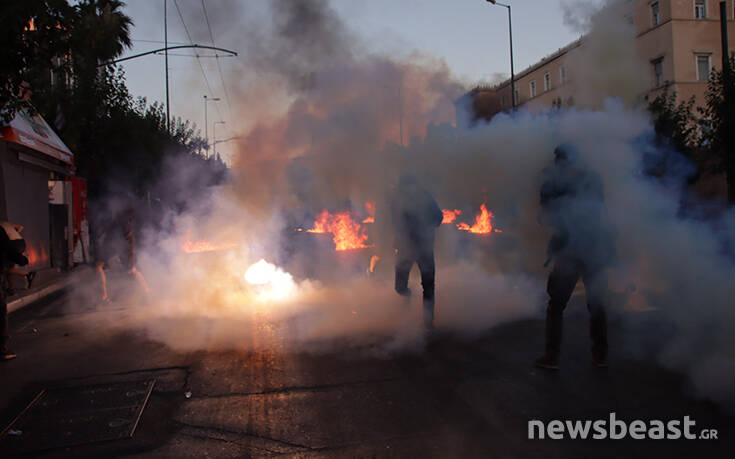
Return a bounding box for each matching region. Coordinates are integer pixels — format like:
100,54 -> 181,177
307,209 -> 374,251
442,209 -> 462,224
456,203 -> 501,235
181,231 -> 238,254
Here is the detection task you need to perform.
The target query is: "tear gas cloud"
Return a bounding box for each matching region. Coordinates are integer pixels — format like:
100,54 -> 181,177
76,0 -> 735,409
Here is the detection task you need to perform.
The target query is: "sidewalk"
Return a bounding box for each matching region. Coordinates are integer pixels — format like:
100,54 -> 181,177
7,265 -> 89,313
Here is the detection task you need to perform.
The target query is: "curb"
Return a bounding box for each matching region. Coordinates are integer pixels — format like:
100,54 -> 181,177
7,277 -> 75,314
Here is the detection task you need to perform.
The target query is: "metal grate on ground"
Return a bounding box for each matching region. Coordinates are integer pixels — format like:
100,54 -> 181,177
0,379 -> 155,454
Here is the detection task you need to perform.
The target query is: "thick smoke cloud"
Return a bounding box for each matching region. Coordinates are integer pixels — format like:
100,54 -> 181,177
75,0 -> 735,411
566,0 -> 648,108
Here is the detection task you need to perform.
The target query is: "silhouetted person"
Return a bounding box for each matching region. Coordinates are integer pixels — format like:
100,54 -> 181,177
390,174 -> 443,329
93,206 -> 149,302
535,145 -> 615,370
1,221 -> 30,361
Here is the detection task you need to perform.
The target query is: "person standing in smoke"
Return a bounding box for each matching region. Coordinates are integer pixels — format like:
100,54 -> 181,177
535,145 -> 615,370
390,173 -> 443,329
93,206 -> 149,302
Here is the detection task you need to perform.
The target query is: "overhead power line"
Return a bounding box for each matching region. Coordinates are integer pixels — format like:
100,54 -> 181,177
172,0 -> 223,123
132,38 -> 188,45
201,0 -> 234,122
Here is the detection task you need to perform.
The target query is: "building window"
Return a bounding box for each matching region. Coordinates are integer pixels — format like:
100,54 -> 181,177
560,65 -> 567,84
696,54 -> 711,82
544,72 -> 551,91
694,0 -> 706,19
652,58 -> 664,87
651,1 -> 660,26
513,88 -> 519,105
529,80 -> 536,98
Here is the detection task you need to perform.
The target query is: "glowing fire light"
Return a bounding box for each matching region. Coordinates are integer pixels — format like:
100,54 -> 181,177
181,232 -> 237,253
244,259 -> 296,302
362,201 -> 376,223
442,209 -> 462,224
456,203 -> 497,234
26,244 -> 48,267
307,209 -> 373,251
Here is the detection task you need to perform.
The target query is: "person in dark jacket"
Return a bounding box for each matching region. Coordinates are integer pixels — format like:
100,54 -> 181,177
390,173 -> 443,329
535,145 -> 615,370
1,221 -> 30,361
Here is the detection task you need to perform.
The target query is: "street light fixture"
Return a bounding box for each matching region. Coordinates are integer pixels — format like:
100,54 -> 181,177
213,120 -> 226,158
203,95 -> 220,153
487,0 -> 516,111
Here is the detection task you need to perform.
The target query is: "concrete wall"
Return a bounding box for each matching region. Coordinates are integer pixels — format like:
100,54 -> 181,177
0,143 -> 52,270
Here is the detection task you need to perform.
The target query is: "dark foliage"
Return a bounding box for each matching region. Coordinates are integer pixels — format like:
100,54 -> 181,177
1,0 -> 227,205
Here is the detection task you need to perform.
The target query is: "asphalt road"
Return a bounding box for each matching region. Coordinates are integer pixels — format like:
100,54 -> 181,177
0,280 -> 733,458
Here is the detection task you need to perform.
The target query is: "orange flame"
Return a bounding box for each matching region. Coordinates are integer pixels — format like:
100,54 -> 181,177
442,209 -> 462,224
26,244 -> 48,267
308,209 -> 373,251
362,201 -> 376,223
456,203 -> 496,234
181,232 -> 237,253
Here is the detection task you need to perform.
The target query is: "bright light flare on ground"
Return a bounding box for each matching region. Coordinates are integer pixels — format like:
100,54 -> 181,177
244,259 -> 297,302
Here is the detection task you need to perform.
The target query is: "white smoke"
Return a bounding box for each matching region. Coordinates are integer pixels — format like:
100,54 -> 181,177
74,0 -> 735,412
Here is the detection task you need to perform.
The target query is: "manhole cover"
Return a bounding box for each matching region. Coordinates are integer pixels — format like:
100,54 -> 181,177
0,379 -> 155,453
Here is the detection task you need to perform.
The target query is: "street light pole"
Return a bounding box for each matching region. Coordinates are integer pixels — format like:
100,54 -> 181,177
487,0 -> 516,111
203,95 -> 220,154
213,121 -> 225,158
164,0 -> 170,132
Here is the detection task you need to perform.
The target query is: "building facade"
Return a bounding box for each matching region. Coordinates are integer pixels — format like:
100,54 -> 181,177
470,0 -> 735,119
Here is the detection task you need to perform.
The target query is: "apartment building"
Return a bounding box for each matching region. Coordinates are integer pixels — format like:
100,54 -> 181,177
469,0 -> 735,119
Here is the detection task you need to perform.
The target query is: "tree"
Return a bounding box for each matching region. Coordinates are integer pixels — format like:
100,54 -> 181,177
699,61 -> 735,204
1,0 -> 226,207
72,0 -> 132,64
647,89 -> 698,158
0,0 -> 74,122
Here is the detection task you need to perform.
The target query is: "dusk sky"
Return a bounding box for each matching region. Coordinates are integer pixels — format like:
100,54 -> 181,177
119,0 -> 598,161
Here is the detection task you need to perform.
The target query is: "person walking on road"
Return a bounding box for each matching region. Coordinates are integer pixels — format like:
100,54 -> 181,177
390,173 -> 443,330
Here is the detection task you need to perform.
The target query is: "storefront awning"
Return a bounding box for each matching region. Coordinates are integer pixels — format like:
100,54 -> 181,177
0,109 -> 74,166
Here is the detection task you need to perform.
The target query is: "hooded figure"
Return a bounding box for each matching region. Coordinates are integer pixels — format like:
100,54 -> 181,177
536,145 -> 615,370
390,173 -> 443,329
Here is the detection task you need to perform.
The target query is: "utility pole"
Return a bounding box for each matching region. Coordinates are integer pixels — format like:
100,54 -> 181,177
213,120 -> 225,158
398,80 -> 403,147
487,1 -> 515,111
203,95 -> 220,154
721,2 -> 729,76
164,0 -> 170,133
